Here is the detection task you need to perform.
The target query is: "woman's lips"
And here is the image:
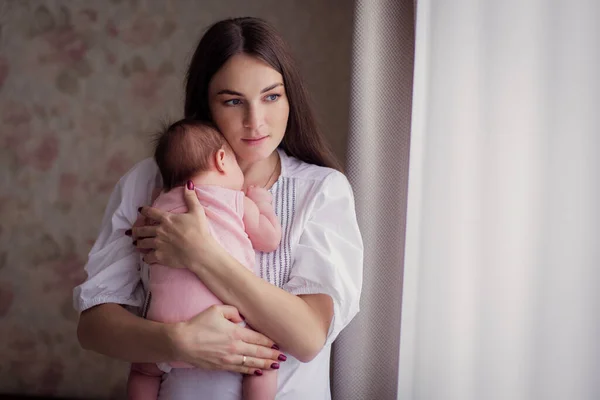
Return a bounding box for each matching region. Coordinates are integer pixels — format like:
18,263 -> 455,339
242,136 -> 268,146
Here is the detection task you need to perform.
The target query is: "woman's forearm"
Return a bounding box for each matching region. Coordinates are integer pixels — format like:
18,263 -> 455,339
188,244 -> 332,362
77,303 -> 177,363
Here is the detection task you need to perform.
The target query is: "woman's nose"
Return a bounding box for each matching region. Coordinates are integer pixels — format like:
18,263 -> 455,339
243,104 -> 264,130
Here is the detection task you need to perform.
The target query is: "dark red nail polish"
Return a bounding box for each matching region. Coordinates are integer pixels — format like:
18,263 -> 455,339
271,344 -> 280,350
254,370 -> 263,376
278,354 -> 287,362
138,207 -> 142,213
187,180 -> 194,190
271,363 -> 280,370
125,229 -> 132,236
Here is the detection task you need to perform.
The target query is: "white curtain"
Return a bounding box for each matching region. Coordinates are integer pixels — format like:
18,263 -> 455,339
400,1 -> 600,399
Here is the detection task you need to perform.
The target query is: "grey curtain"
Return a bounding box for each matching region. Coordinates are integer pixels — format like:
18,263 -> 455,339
331,1 -> 415,399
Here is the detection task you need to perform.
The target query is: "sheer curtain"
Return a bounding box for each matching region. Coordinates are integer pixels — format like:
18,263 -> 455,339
400,1 -> 600,400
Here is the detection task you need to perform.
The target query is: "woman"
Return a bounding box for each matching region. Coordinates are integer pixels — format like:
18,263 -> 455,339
74,17 -> 363,399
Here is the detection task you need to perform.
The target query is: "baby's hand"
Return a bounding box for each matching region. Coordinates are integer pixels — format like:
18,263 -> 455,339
245,186 -> 273,204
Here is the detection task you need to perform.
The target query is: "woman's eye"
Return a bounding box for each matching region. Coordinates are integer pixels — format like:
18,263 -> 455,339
265,94 -> 280,102
224,99 -> 242,106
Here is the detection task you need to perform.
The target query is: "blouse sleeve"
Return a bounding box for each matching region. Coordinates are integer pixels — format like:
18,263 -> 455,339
72,158 -> 159,313
283,171 -> 364,346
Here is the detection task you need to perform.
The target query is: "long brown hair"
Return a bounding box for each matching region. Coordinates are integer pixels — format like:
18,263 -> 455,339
184,17 -> 342,171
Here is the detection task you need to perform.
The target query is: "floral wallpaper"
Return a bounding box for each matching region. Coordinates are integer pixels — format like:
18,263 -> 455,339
0,0 -> 352,398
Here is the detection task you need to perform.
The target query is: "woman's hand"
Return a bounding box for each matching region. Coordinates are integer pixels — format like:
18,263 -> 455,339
131,181 -> 214,268
171,304 -> 286,375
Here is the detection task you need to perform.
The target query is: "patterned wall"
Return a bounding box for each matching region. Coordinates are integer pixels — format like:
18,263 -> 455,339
0,0 -> 352,397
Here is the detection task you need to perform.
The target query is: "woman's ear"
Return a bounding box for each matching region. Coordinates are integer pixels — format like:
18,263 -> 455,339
214,148 -> 227,173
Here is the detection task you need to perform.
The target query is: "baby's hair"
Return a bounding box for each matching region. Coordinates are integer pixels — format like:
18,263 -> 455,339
153,118 -> 226,191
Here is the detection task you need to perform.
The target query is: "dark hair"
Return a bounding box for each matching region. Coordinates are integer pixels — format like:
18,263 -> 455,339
154,119 -> 225,191
184,17 -> 341,171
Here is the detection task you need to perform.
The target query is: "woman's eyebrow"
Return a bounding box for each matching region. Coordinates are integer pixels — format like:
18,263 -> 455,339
216,83 -> 284,96
260,83 -> 283,93
217,89 -> 243,96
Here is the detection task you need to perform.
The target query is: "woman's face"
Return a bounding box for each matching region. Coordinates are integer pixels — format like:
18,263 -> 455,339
208,53 -> 290,167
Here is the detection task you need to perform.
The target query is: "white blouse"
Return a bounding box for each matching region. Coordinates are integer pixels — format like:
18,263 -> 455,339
73,148 -> 364,399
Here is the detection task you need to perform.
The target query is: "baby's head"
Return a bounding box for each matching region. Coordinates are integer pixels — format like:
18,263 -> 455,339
154,119 -> 244,191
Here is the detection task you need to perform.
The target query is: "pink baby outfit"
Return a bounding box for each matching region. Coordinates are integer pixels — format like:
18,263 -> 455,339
127,185 -> 276,400
147,185 -> 255,325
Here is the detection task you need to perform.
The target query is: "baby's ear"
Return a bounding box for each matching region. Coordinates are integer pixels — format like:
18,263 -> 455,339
214,147 -> 227,172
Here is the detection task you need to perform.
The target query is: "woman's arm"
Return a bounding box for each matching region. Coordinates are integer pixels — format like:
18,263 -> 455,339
78,302 -> 283,373
78,303 -> 177,363
191,242 -> 333,362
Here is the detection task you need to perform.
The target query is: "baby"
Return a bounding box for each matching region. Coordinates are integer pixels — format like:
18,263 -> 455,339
127,119 -> 281,400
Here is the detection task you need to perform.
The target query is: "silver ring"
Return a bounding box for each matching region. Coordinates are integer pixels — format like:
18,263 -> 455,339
242,355 -> 247,366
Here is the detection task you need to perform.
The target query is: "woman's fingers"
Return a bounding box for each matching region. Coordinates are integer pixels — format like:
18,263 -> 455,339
240,356 -> 281,371
236,342 -> 284,369
139,206 -> 166,223
221,364 -> 263,376
142,251 -> 159,265
235,324 -> 276,349
215,304 -> 244,324
197,351 -> 281,375
131,225 -> 158,240
136,237 -> 157,250
173,307 -> 284,376
251,344 -> 287,363
194,360 -> 261,376
183,180 -> 201,214
216,354 -> 279,375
